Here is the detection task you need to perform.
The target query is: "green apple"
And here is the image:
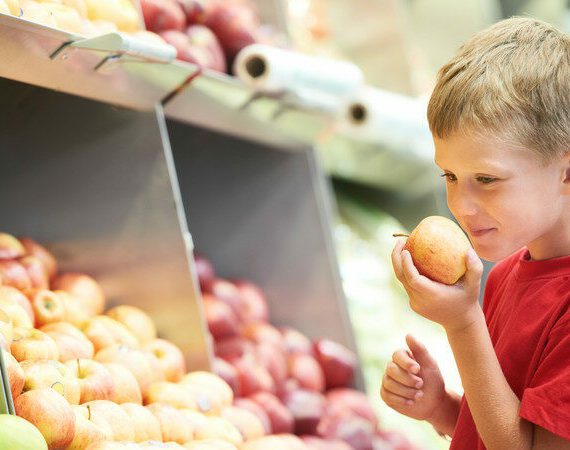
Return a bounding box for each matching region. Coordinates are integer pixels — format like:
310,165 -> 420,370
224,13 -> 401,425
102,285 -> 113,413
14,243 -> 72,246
0,414 -> 48,450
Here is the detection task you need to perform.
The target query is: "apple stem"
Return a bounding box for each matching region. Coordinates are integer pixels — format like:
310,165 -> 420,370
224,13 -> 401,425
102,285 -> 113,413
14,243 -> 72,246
87,404 -> 91,421
392,233 -> 410,238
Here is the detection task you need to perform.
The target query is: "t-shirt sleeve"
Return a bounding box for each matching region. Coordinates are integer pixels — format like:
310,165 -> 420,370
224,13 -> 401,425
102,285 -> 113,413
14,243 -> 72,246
519,313 -> 570,440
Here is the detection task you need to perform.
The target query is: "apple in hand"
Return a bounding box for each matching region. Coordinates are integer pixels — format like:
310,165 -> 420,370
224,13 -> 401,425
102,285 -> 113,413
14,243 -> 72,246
82,400 -> 136,442
19,255 -> 49,289
106,305 -> 157,345
0,260 -> 31,291
140,0 -> 185,33
0,232 -> 25,259
143,338 -> 186,382
120,403 -> 163,442
21,359 -> 81,404
52,272 -> 105,316
399,215 -> 472,285
65,358 -> 114,403
313,339 -> 357,389
14,388 -> 75,450
5,352 -> 25,400
11,327 -> 59,362
40,321 -> 95,362
102,362 -> 142,404
19,237 -> 58,279
82,316 -> 139,352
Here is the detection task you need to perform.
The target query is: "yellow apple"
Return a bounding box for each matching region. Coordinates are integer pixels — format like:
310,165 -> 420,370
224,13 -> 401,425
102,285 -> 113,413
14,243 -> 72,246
143,338 -> 186,382
143,381 -> 198,410
21,359 -> 81,404
120,403 -> 162,442
106,305 -> 157,345
82,400 -> 136,442
11,326 -> 59,362
82,316 -> 139,352
102,362 -> 142,404
65,358 -> 115,403
84,0 -> 140,32
40,321 -> 95,362
399,215 -> 473,285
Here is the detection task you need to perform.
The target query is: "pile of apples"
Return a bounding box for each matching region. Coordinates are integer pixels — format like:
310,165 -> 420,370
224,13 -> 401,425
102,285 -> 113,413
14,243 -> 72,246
196,254 -> 420,450
140,0 -> 273,73
0,0 -> 152,38
0,231 -> 328,450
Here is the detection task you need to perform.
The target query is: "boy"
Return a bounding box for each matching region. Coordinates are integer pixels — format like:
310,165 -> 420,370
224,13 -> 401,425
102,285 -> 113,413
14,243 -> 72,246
382,17 -> 570,449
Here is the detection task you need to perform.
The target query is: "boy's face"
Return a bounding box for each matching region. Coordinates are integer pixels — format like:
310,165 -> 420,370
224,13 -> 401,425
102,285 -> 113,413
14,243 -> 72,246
434,132 -> 569,261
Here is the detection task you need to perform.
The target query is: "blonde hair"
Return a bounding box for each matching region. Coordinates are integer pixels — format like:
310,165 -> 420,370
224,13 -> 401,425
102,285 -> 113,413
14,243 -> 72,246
427,17 -> 570,162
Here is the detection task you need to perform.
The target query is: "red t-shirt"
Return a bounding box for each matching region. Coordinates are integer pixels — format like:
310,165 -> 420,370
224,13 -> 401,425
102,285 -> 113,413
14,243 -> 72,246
450,248 -> 570,449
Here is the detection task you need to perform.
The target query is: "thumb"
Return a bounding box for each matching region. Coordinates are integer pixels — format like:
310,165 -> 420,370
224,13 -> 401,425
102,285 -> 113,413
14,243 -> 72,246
406,334 -> 438,370
464,248 -> 484,287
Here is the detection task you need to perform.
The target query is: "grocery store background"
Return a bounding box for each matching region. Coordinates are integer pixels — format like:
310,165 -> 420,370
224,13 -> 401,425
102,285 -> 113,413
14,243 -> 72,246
0,0 -> 568,449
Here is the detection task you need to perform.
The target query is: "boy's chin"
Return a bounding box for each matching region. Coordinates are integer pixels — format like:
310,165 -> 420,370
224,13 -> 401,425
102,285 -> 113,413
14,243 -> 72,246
473,245 -> 518,263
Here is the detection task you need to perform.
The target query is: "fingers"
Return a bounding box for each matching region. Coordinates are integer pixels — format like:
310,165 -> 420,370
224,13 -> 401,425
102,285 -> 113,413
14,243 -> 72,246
401,250 -> 431,291
391,238 -> 406,281
382,374 -> 424,401
463,248 -> 484,288
380,386 -> 418,407
406,334 -> 438,370
392,349 -> 420,375
385,361 -> 423,388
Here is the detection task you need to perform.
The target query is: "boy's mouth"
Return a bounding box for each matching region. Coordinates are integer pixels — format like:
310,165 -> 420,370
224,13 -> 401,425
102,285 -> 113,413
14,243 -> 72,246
469,228 -> 495,237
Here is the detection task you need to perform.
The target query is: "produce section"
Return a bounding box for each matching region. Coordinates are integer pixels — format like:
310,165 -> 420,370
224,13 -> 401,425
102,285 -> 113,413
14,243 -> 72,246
0,1 -> 442,449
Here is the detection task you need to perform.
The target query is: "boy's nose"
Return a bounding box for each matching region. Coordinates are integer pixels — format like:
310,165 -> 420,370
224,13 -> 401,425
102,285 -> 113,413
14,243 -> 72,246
448,191 -> 479,219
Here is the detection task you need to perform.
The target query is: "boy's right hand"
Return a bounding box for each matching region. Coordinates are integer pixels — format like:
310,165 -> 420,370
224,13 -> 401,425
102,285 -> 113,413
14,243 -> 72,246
381,334 -> 447,423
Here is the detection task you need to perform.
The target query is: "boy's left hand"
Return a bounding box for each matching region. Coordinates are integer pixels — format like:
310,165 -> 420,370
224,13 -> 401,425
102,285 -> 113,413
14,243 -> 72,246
391,238 -> 484,333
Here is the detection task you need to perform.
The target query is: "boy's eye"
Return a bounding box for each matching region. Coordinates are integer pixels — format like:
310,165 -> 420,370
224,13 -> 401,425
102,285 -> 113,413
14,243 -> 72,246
476,176 -> 497,184
440,173 -> 457,182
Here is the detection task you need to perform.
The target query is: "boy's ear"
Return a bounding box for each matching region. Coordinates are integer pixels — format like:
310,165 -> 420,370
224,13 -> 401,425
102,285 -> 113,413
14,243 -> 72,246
562,153 -> 570,195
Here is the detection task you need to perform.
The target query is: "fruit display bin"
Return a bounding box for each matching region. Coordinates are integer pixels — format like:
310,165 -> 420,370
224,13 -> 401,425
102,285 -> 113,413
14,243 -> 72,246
0,34 -> 363,412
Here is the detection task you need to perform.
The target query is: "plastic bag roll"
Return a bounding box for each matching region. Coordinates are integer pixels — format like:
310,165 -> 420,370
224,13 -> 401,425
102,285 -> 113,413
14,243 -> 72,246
233,44 -> 364,100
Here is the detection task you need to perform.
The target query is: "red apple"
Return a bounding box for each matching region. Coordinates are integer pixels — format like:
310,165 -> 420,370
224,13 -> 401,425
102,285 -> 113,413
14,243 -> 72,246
5,351 -> 25,400
14,388 -> 75,449
103,363 -> 143,404
0,232 -> 25,259
325,388 -> 378,427
1,285 -> 35,324
234,355 -> 275,396
317,413 -> 375,450
120,402 -> 163,442
65,358 -> 114,403
19,255 -> 49,289
204,279 -> 242,314
214,336 -> 255,362
249,391 -> 294,434
174,0 -> 206,24
0,259 -> 31,290
233,280 -> 268,323
140,0 -> 186,33
143,338 -> 186,382
83,400 -> 136,442
11,327 -> 59,362
51,272 -> 105,317
255,342 -> 287,390
106,305 -> 157,345
288,353 -> 325,392
213,357 -> 241,397
186,24 -> 226,72
40,321 -> 95,362
241,322 -> 283,349
203,294 -> 239,339
313,339 -> 357,389
30,289 -> 66,327
203,0 -> 259,62
146,402 -> 194,444
240,434 -> 309,450
19,237 -> 58,279
21,359 -> 81,404
233,397 -> 271,435
82,316 -> 139,352
193,252 -> 215,292
280,327 -> 313,355
282,389 -> 326,435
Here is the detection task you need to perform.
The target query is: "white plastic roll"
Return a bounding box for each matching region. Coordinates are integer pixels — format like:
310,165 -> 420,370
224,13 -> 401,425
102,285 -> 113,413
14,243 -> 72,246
234,44 -> 364,100
341,86 -> 433,159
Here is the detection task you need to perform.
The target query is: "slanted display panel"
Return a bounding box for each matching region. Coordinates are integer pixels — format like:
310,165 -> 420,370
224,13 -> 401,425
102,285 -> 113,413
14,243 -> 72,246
0,77 -> 211,370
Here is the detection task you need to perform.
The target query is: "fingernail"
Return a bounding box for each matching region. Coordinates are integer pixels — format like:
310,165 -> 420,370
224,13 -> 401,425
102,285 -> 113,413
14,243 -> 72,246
415,380 -> 423,389
415,391 -> 423,399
